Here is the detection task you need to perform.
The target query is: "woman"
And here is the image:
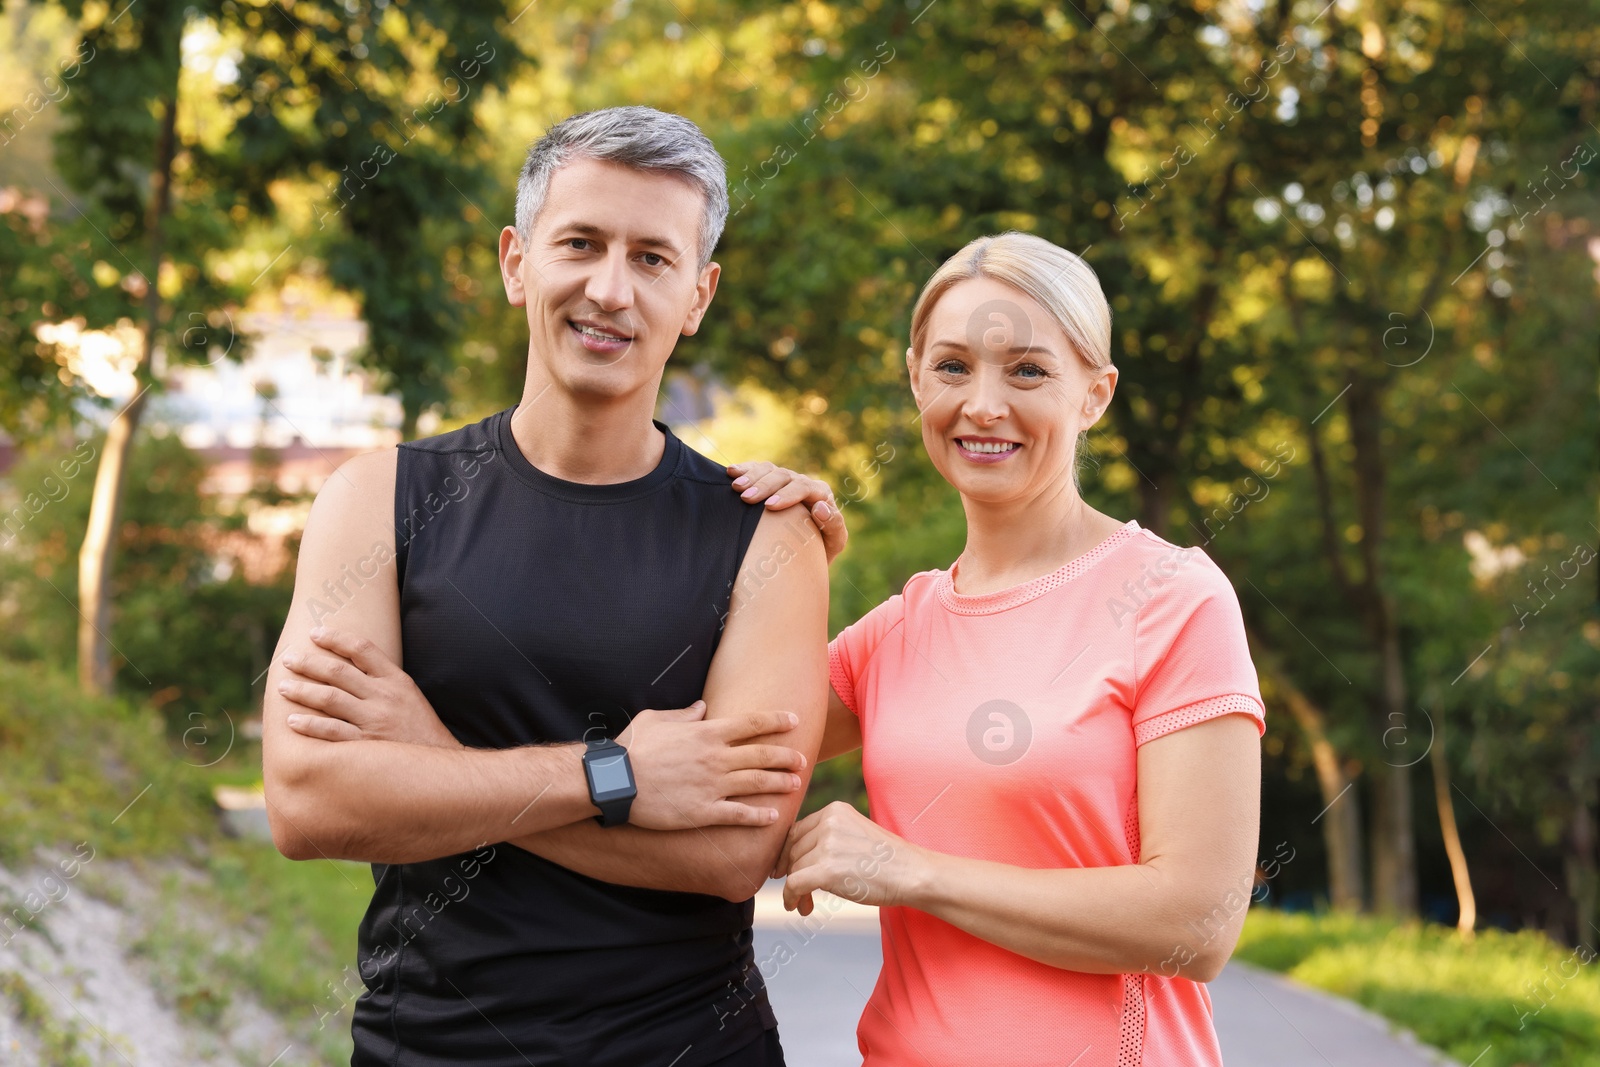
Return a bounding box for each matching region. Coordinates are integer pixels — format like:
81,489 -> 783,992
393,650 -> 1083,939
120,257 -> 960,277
731,232 -> 1264,1067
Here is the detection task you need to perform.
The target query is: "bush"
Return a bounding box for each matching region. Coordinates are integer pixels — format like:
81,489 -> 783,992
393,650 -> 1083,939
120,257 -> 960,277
1236,908 -> 1600,1067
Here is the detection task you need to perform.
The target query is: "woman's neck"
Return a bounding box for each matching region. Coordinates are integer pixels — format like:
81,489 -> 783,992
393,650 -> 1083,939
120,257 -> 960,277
954,484 -> 1126,595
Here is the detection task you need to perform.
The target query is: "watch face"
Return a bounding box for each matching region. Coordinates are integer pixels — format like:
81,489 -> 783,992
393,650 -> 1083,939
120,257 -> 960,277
587,753 -> 634,797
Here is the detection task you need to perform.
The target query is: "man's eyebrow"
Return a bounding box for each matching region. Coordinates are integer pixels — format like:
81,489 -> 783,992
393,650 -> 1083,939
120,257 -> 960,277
930,338 -> 1059,358
557,221 -> 685,255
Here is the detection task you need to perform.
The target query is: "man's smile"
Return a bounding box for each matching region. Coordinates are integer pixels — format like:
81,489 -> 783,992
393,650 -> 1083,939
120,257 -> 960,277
569,318 -> 633,353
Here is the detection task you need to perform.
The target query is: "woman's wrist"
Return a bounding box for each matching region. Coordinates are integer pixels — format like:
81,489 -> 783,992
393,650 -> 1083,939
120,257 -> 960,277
891,841 -> 946,910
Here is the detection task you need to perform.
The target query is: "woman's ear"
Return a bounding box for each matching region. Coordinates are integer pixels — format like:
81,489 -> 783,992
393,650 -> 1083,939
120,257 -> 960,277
1081,364 -> 1118,429
905,346 -> 923,409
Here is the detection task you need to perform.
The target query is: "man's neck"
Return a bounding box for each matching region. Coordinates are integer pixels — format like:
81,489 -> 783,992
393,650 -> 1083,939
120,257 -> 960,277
508,378 -> 666,485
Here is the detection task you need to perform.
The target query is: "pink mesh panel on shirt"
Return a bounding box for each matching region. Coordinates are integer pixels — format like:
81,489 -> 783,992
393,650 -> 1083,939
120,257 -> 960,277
1118,795 -> 1146,1065
1134,693 -> 1263,747
1118,973 -> 1147,1066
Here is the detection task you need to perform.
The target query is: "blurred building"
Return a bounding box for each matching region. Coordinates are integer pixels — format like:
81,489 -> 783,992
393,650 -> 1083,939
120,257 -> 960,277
156,309 -> 402,499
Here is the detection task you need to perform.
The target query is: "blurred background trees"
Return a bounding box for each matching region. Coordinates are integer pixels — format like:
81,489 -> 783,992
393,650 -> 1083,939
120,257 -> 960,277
2,0 -> 1596,946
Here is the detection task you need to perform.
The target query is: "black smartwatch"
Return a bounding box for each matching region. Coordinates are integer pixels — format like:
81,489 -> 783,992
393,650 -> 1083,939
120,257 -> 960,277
582,737 -> 637,827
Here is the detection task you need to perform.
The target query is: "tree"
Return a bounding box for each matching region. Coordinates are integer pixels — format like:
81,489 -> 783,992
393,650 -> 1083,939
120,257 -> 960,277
0,0 -> 516,695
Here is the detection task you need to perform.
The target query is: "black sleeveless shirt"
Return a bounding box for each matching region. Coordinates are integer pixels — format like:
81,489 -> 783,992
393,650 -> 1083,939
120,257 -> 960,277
350,408 -> 777,1066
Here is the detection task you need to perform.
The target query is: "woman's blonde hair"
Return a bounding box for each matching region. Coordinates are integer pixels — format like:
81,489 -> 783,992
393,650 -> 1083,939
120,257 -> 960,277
908,232 -> 1112,369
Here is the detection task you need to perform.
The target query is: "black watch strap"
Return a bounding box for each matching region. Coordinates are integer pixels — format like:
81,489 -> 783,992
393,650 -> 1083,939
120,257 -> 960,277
584,738 -> 636,827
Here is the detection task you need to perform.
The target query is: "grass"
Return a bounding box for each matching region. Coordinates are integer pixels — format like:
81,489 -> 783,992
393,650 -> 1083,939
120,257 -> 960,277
1236,908 -> 1600,1067
1,970 -> 94,1067
0,657 -> 373,1064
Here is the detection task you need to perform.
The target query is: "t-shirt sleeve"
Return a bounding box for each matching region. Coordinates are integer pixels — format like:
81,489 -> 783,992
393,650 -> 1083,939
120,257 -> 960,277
827,593 -> 906,719
1131,553 -> 1265,746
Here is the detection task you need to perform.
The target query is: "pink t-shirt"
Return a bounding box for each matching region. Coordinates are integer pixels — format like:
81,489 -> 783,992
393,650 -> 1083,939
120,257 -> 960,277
827,520 -> 1264,1067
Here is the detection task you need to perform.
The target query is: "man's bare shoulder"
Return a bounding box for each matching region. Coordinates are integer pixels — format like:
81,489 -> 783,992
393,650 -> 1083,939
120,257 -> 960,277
747,504 -> 825,575
723,504 -> 826,632
313,448 -> 398,512
291,449 -> 401,582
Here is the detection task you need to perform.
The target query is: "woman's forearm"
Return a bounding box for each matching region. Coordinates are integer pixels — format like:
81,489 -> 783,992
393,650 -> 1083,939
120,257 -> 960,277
899,848 -> 1252,982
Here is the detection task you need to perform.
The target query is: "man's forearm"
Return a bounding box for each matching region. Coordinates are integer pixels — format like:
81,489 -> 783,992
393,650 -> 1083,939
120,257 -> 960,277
268,738 -> 597,865
507,820 -> 782,901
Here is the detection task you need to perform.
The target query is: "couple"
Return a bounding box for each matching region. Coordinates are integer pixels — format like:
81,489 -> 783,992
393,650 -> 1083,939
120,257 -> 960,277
263,106 -> 1265,1067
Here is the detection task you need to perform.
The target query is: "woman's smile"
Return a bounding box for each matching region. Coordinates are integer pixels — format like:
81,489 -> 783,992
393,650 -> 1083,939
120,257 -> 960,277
954,436 -> 1023,463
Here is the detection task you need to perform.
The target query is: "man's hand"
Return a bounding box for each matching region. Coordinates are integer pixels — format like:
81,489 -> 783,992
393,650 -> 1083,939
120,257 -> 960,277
279,627 -> 463,748
618,703 -> 808,830
282,627 -> 811,831
726,461 -> 847,565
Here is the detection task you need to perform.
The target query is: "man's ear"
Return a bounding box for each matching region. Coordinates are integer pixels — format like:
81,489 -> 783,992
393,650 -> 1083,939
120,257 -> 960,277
499,226 -> 527,307
905,346 -> 923,410
681,261 -> 721,336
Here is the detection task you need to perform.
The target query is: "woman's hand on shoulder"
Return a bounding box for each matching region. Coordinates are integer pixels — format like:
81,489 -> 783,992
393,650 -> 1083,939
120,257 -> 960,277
773,801 -> 927,914
727,461 -> 847,565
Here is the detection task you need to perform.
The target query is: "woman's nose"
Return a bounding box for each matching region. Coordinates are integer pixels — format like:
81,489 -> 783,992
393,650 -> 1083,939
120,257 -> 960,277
962,368 -> 1010,423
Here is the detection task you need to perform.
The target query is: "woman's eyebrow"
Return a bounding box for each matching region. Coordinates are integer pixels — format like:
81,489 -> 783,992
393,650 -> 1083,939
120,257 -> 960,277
929,338 -> 1059,358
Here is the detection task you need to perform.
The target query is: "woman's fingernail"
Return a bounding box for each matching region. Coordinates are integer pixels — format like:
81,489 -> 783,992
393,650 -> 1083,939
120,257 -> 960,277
767,495 -> 783,507
768,809 -> 781,823
790,775 -> 803,789
814,501 -> 832,519
287,714 -> 303,727
786,712 -> 800,726
277,681 -> 290,694
800,754 -> 807,769
732,476 -> 749,488
741,487 -> 758,499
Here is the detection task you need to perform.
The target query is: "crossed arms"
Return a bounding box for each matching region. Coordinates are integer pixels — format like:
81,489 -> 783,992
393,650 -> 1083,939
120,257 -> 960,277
262,448 -> 829,901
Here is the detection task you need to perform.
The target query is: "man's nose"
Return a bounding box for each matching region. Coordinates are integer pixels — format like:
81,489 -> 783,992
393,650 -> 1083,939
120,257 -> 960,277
585,249 -> 635,312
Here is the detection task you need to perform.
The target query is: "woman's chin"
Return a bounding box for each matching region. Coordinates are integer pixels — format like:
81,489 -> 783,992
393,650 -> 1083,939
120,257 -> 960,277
944,472 -> 1028,505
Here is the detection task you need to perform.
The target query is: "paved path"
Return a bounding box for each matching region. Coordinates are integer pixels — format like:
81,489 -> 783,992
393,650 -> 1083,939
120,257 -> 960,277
751,888 -> 1459,1067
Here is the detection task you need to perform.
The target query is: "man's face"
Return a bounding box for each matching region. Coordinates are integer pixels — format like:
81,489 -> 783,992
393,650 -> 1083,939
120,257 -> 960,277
499,156 -> 719,400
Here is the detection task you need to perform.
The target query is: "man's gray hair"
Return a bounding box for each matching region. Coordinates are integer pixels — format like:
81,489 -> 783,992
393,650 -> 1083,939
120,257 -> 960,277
514,106 -> 729,269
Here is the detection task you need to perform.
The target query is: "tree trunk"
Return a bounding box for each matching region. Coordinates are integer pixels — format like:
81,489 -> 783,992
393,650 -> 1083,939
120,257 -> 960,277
1367,603 -> 1418,917
1137,476 -> 1172,538
1347,370 -> 1418,918
1428,706 -> 1477,939
77,91 -> 178,696
1250,627 -> 1366,910
1569,750 -> 1598,950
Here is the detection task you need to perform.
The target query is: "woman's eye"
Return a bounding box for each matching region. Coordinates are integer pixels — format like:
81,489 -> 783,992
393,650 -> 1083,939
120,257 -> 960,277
1015,363 -> 1046,379
935,360 -> 967,375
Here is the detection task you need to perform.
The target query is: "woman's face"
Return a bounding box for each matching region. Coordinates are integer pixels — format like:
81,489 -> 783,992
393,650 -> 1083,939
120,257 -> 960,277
907,276 -> 1116,506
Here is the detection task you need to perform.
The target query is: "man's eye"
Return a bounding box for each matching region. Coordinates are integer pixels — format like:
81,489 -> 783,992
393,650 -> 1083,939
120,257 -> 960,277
566,238 -> 591,251
641,252 -> 665,267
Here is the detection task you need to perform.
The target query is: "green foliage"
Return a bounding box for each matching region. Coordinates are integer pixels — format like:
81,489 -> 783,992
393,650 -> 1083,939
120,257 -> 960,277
1237,908 -> 1600,1066
0,654 -> 372,1061
0,0 -> 521,438
0,433 -> 292,736
0,970 -> 94,1067
0,655 -> 213,865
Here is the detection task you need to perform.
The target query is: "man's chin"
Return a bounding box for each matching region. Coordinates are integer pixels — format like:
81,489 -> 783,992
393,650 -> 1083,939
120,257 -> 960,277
556,364 -> 661,401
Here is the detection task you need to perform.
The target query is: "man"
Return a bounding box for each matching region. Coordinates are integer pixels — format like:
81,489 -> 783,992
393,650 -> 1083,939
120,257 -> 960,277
263,107 -> 841,1067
